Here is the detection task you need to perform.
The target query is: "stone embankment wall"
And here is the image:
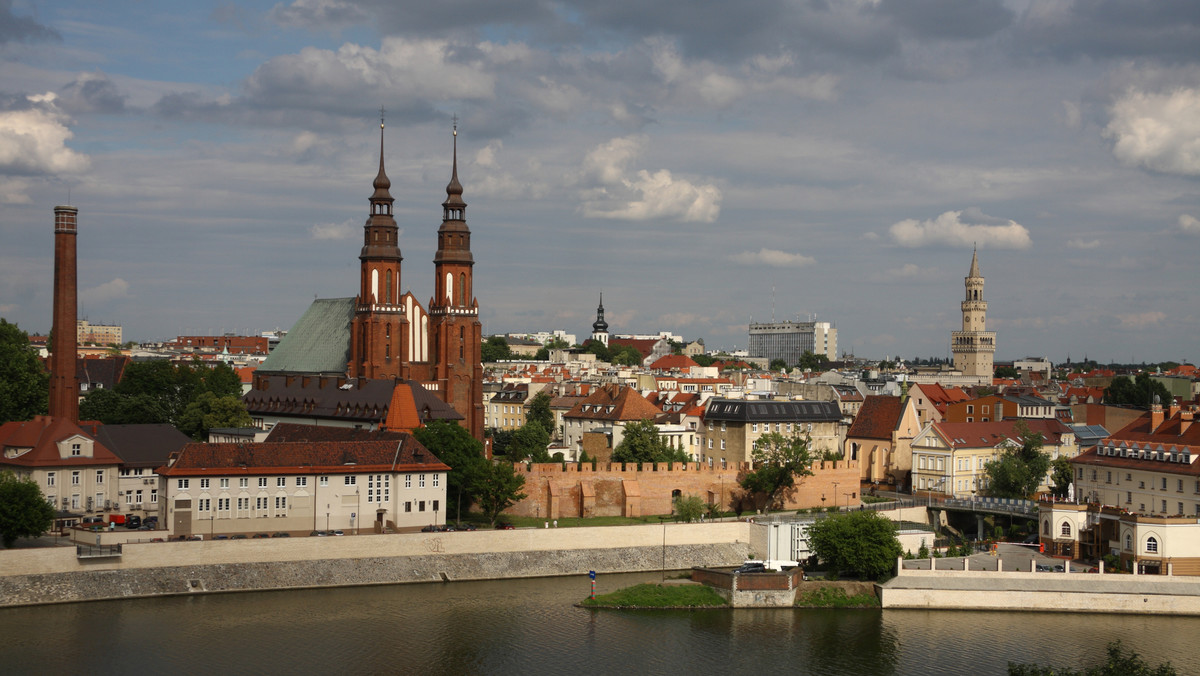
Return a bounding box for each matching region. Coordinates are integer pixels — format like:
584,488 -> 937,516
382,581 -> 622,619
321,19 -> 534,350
0,522 -> 752,607
506,460 -> 861,519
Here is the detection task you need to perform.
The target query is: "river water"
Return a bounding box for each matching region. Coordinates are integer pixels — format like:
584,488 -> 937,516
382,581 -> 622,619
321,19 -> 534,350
1,572 -> 1196,675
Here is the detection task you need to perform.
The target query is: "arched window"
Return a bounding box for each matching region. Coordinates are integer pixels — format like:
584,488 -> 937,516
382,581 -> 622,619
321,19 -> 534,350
385,270 -> 392,304
1060,522 -> 1071,537
1043,520 -> 1049,535
459,326 -> 465,360
672,489 -> 682,500
386,324 -> 390,339
1125,533 -> 1132,550
459,273 -> 466,306
1146,536 -> 1158,553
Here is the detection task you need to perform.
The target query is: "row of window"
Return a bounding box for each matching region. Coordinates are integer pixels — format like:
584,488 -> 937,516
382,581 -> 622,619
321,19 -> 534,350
1084,469 -> 1199,494
176,474 -> 438,491
46,470 -> 105,487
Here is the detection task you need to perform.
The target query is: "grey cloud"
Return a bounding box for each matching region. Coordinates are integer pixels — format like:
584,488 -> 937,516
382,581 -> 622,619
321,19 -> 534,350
0,0 -> 59,44
1013,0 -> 1200,63
58,72 -> 127,114
875,0 -> 1013,41
270,0 -> 549,34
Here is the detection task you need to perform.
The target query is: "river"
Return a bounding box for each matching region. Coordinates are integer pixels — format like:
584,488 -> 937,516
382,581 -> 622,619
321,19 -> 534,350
1,572 -> 1196,675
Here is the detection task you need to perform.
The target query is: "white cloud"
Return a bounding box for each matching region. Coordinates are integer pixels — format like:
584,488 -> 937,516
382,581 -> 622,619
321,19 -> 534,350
310,218 -> 356,240
80,278 -> 130,305
1177,214 -> 1200,235
1104,87 -> 1200,176
0,178 -> 32,204
647,38 -> 836,108
0,93 -> 90,177
268,0 -> 368,28
1067,238 -> 1100,249
876,263 -> 938,281
580,136 -> 721,223
730,248 -> 816,267
888,209 -> 1032,249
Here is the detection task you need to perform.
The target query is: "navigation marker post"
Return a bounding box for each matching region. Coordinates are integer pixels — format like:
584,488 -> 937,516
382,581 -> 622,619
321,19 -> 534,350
589,570 -> 596,599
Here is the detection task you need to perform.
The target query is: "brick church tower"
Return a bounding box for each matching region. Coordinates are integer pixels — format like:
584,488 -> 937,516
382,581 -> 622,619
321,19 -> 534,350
348,116 -> 406,380
49,204 -> 79,422
428,123 -> 484,439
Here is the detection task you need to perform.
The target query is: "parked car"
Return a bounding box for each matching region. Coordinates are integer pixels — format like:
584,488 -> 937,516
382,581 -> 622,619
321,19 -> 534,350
125,515 -> 142,529
457,523 -> 477,531
214,534 -> 229,540
143,516 -> 159,528
231,534 -> 247,540
495,523 -> 515,530
1035,564 -> 1053,572
251,533 -> 270,539
421,525 -> 438,533
309,530 -> 328,537
331,530 -> 345,536
733,561 -> 767,574
271,532 -> 290,538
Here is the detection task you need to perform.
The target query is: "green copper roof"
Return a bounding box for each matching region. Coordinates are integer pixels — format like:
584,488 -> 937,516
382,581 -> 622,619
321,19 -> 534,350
259,297 -> 354,375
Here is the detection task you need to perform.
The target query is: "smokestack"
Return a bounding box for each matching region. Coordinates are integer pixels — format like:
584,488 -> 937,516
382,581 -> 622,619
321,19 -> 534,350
49,204 -> 79,422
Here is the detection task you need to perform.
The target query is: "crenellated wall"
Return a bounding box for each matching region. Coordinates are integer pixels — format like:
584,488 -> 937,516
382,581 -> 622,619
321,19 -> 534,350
504,460 -> 861,519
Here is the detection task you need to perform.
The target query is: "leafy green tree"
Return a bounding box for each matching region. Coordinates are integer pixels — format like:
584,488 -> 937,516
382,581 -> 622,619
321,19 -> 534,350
983,422 -> 1050,499
545,336 -> 570,350
1104,374 -> 1174,409
79,388 -> 167,425
487,428 -> 514,457
509,420 -> 551,462
414,420 -> 488,522
527,391 -> 554,435
806,510 -> 903,580
612,419 -> 689,464
178,392 -> 253,440
582,339 -> 611,362
1009,640 -> 1176,676
532,347 -> 550,361
797,350 -> 829,372
471,461 -> 527,527
610,345 -> 643,366
692,354 -> 716,367
738,432 -> 815,511
1049,456 -> 1074,500
995,366 -> 1019,379
0,471 -> 55,548
481,336 -> 512,363
673,494 -> 705,522
0,319 -> 48,424
768,358 -> 788,372
201,362 -> 243,398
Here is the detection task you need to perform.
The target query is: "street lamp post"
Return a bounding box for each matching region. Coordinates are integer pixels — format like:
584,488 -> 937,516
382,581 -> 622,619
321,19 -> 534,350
832,482 -> 840,511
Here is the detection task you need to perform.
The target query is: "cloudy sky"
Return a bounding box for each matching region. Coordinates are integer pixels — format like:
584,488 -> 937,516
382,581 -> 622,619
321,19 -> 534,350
1,0 -> 1197,364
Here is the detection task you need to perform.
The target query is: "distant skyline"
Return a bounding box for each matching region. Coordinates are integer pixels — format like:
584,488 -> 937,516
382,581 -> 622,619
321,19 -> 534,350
1,1 -> 1197,364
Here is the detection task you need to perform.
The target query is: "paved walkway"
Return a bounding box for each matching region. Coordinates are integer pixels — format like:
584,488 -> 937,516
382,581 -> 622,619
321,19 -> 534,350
901,543 -> 1090,573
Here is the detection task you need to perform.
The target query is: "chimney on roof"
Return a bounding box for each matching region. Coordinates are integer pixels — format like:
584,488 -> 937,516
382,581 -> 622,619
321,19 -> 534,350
1151,400 -> 1165,432
1181,410 -> 1193,435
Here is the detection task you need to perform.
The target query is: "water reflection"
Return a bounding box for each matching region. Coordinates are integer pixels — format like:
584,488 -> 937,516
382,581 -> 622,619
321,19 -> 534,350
0,573 -> 1197,675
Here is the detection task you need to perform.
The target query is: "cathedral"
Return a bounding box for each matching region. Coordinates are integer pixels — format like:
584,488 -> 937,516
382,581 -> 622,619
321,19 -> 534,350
950,247 -> 996,384
250,120 -> 484,441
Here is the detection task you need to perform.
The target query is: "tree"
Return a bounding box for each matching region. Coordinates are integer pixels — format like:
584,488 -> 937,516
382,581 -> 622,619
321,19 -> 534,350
0,319 -> 48,424
177,392 -> 253,440
1049,456 -> 1073,500
692,354 -> 716,367
413,420 -> 487,522
582,339 -> 611,362
508,420 -> 551,462
797,350 -> 829,373
995,366 -> 1019,379
487,428 -> 514,457
527,392 -> 554,435
0,471 -> 55,548
1009,640 -> 1176,676
806,510 -> 903,580
612,419 -> 689,464
532,347 -> 550,361
673,494 -> 705,522
768,358 -> 788,372
983,422 -> 1051,499
79,388 -> 167,425
610,345 -> 643,366
471,461 -> 527,527
481,336 -> 512,363
1104,374 -> 1174,410
738,432 -> 814,511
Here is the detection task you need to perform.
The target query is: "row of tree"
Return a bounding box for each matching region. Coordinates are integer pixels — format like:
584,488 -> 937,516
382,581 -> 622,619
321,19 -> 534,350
414,420 -> 526,526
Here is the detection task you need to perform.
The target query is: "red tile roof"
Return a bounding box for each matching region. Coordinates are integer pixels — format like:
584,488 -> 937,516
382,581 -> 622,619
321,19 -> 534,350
159,436 -> 448,476
649,354 -> 700,371
846,396 -> 904,440
0,415 -> 122,468
565,383 -> 663,421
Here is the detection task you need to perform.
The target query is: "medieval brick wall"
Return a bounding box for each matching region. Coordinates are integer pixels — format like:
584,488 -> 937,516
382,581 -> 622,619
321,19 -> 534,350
504,460 -> 861,519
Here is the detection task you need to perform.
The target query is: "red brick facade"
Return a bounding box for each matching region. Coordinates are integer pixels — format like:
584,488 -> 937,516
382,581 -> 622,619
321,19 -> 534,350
49,205 -> 78,422
504,460 -> 861,519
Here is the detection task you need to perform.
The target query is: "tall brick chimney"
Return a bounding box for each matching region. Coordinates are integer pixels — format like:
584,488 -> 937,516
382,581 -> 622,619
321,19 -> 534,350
49,204 -> 79,422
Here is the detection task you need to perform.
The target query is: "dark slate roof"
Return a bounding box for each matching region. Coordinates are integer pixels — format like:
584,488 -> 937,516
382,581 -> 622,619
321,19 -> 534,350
243,376 -> 462,424
264,422 -> 409,443
91,424 -> 192,468
703,398 -> 841,423
159,437 -> 447,476
77,356 -> 129,390
846,396 -> 904,440
258,297 -> 354,375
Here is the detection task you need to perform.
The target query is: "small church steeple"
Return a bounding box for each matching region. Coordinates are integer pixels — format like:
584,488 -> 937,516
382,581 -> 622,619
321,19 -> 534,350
591,293 -> 609,347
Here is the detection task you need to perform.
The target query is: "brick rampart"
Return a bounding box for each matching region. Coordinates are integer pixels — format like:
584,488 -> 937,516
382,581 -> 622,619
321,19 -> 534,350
505,460 -> 861,518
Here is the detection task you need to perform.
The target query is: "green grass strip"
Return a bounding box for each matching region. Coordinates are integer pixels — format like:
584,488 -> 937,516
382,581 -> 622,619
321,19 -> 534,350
580,583 -> 729,608
795,586 -> 880,608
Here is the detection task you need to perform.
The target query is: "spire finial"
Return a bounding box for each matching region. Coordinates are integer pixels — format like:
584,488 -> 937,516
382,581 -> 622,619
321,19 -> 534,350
380,105 -> 385,129
445,116 -> 463,199
372,106 -> 391,194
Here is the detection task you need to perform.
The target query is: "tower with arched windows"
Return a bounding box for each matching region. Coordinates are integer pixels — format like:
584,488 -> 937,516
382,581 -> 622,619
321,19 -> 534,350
950,247 -> 996,382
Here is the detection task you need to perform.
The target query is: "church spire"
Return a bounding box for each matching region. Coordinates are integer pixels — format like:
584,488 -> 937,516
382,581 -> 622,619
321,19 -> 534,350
372,107 -> 391,198
969,244 -> 980,278
442,115 -> 465,218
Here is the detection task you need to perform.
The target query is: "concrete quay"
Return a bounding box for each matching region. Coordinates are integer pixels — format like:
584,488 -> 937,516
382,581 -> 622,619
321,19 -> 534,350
879,545 -> 1200,616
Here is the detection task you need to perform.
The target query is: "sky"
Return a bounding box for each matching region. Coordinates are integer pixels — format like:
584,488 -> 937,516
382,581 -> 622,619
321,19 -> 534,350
1,0 -> 1198,365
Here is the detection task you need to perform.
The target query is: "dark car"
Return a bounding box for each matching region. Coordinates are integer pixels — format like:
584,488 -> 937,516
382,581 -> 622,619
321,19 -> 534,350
310,530 -> 328,537
143,516 -> 159,529
231,534 -> 247,540
457,523 -> 478,531
125,515 -> 142,529
421,525 -> 438,532
495,523 -> 515,530
733,562 -> 767,574
252,533 -> 270,539
271,532 -> 291,538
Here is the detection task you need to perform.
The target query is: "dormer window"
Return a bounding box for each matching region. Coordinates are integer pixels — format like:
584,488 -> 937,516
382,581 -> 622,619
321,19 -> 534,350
71,443 -> 81,456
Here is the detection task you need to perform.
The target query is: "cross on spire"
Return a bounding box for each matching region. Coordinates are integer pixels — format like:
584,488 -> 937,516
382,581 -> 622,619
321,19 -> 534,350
380,105 -> 386,129
452,113 -> 458,136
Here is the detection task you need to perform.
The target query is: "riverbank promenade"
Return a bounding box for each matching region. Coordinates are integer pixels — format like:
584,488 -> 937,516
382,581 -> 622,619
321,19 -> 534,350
879,544 -> 1200,615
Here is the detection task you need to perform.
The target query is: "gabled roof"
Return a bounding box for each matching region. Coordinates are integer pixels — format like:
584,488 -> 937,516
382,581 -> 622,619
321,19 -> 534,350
244,376 -> 461,424
264,422 -> 410,443
77,356 -> 129,390
0,416 -> 121,468
649,354 -> 699,371
258,297 -> 354,375
912,383 -> 970,410
929,419 -> 1073,450
564,383 -> 663,421
846,396 -> 905,440
1109,407 -> 1200,445
90,423 -> 191,468
159,436 -> 447,476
